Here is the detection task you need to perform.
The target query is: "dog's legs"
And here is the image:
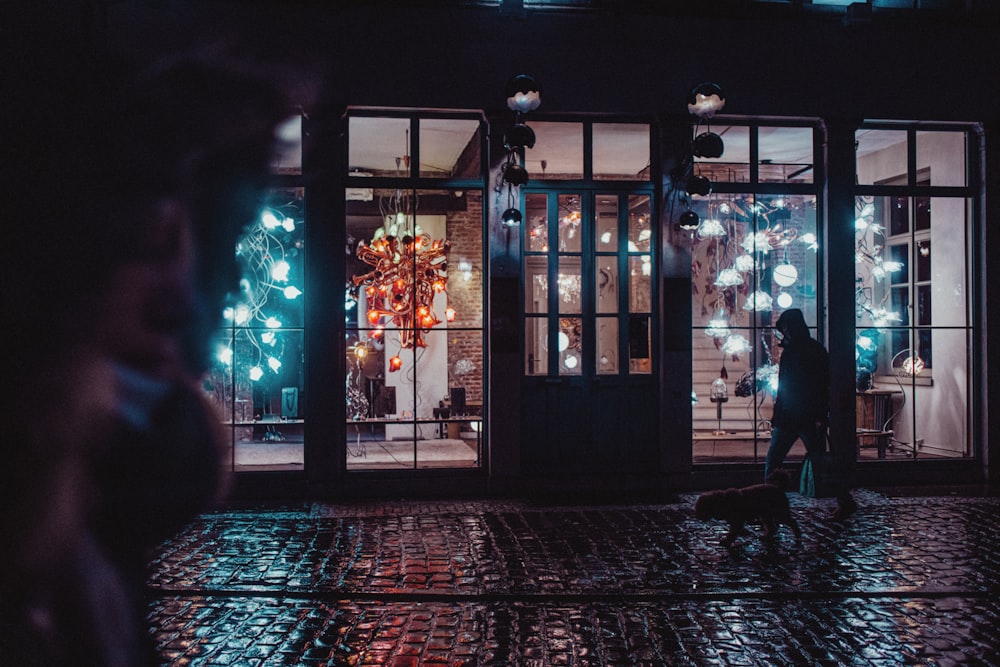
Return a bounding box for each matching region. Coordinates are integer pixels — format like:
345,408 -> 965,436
760,518 -> 776,537
722,521 -> 744,546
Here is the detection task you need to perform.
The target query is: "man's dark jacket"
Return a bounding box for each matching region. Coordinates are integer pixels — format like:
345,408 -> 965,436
772,309 -> 829,427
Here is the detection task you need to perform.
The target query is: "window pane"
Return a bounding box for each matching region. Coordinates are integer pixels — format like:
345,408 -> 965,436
349,116 -> 411,176
557,258 -> 582,314
558,317 -> 582,375
628,195 -> 652,252
917,285 -> 932,326
558,194 -> 582,252
629,256 -> 651,312
526,193 -> 548,252
596,317 -> 618,375
908,328 -> 969,457
596,259 -> 618,313
526,317 -> 548,375
527,121 -> 583,179
695,124 -> 749,184
628,316 -> 651,374
759,126 -> 814,184
596,194 -> 618,251
928,197 -> 968,326
272,115 -> 302,175
856,129 -> 907,185
888,195 -> 909,235
525,256 -> 548,314
593,123 -> 649,180
916,131 -> 967,187
419,118 -> 481,179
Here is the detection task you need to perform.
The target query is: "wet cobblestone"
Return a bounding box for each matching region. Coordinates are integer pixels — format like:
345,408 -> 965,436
148,490 -> 1000,665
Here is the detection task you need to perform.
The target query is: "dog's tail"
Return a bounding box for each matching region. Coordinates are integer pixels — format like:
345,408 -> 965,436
765,468 -> 791,490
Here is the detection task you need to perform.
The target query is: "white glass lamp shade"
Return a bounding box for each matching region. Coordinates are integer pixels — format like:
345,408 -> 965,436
772,262 -> 798,287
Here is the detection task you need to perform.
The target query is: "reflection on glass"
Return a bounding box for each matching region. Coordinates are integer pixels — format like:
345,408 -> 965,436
596,261 -> 618,313
593,123 -> 650,180
596,318 -> 618,375
559,317 -> 582,375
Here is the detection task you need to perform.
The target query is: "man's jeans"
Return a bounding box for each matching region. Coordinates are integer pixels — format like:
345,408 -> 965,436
764,422 -> 826,480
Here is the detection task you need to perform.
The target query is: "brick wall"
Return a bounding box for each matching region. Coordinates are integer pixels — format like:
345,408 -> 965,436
446,191 -> 484,404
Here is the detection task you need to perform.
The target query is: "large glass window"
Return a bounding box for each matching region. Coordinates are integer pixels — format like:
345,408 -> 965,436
209,186 -> 306,471
345,112 -> 485,470
685,121 -> 822,464
854,125 -> 974,460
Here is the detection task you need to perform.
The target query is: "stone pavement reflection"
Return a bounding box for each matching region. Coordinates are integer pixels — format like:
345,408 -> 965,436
148,490 -> 1000,665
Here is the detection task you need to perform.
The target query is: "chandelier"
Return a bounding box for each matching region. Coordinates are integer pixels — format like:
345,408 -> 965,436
352,208 -> 453,370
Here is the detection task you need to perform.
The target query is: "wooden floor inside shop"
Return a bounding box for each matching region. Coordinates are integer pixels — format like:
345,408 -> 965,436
692,431 -> 929,464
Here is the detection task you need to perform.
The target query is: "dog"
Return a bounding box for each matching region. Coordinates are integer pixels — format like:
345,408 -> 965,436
694,469 -> 801,546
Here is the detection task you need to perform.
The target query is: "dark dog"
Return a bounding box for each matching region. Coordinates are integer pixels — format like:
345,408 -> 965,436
694,470 -> 801,546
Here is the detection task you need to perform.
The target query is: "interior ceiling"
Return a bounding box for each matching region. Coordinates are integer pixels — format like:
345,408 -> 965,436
349,121 -> 904,186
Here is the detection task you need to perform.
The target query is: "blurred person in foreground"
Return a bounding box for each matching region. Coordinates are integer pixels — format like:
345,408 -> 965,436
764,308 -> 858,521
1,25 -> 303,666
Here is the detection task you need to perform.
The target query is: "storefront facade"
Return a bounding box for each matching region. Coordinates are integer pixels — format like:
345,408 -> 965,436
96,1 -> 998,498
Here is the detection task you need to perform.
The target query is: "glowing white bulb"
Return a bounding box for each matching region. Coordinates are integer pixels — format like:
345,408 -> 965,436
283,286 -> 302,299
222,306 -> 235,321
772,262 -> 798,287
697,218 -> 726,239
777,292 -> 793,308
735,255 -> 755,272
743,290 -> 773,311
267,356 -> 282,372
722,334 -> 751,354
882,261 -> 903,272
742,232 -> 771,254
282,216 -> 296,232
249,366 -> 264,381
715,268 -> 743,287
261,211 -> 281,229
600,231 -> 612,244
265,316 -> 282,328
563,354 -> 578,369
800,233 -> 819,251
857,335 -> 876,351
261,331 -> 276,345
271,260 -> 290,282
234,304 -> 251,325
216,345 -> 232,366
706,318 -> 729,338
855,217 -> 869,231
558,331 -> 570,352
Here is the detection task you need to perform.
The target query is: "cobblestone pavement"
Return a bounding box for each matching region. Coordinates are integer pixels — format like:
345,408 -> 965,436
147,490 -> 1000,666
